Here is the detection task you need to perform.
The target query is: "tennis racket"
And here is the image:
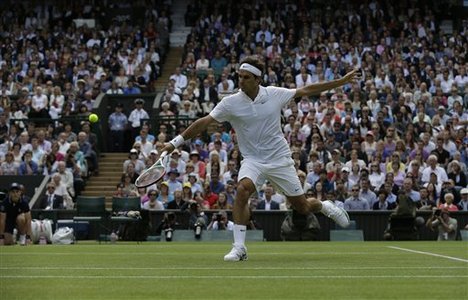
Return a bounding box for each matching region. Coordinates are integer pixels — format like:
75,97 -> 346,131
135,151 -> 168,188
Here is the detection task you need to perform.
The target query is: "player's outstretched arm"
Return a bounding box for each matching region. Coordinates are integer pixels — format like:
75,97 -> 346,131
295,68 -> 360,98
161,115 -> 218,154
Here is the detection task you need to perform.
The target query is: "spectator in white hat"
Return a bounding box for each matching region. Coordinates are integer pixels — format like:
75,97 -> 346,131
459,189 -> 468,211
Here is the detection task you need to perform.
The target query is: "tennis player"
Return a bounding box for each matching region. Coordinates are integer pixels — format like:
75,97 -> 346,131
162,56 -> 359,261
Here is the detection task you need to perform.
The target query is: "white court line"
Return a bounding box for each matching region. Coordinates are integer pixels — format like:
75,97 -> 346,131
0,251 -> 390,256
388,246 -> 468,263
0,266 -> 465,271
1,275 -> 467,279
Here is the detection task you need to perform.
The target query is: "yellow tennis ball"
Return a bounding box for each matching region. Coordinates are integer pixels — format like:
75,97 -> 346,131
88,113 -> 99,123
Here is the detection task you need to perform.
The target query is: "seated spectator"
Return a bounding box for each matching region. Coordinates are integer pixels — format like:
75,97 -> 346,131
67,142 -> 87,178
368,162 -> 385,191
417,187 -> 437,211
157,182 -> 174,208
166,190 -> 186,210
421,155 -> 448,186
40,182 -> 64,210
123,80 -> 141,95
48,86 -> 65,119
37,129 -> 52,153
119,173 -> 138,197
137,187 -> 149,203
345,150 -> 366,170
142,190 -> 164,210
166,169 -> 183,195
50,141 -> 65,163
178,100 -> 197,119
447,160 -> 467,188
206,150 -> 225,182
313,181 -> 326,202
210,139 -> 228,164
193,190 -> 210,210
212,192 -> 233,210
186,172 -> 202,193
347,164 -> 361,188
170,67 -> 188,91
209,172 -> 225,195
123,149 -> 146,175
30,136 -> 45,172
323,188 -> 343,207
107,81 -> 124,95
438,193 -> 459,212
344,185 -> 370,211
78,131 -> 98,175
373,189 -> 396,210
168,150 -> 186,175
203,181 -> 218,208
60,123 -> 77,143
18,132 -> 32,156
390,161 -> 406,188
124,163 -> 139,183
56,132 -> 71,157
297,170 -> 312,194
256,186 -> 280,210
188,149 -> 206,179
50,173 -> 73,209
113,183 -> 126,198
458,188 -> 468,211
182,182 -> 193,202
0,152 -> 18,175
18,150 -> 39,175
28,86 -> 49,120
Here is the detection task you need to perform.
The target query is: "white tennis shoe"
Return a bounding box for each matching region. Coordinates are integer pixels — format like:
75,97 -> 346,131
322,200 -> 350,228
224,244 -> 248,262
18,235 -> 26,246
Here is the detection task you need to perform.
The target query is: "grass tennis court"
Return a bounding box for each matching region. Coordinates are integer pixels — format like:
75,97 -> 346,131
1,241 -> 467,299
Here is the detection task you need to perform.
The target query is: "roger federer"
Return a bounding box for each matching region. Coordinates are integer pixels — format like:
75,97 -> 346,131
163,56 -> 359,261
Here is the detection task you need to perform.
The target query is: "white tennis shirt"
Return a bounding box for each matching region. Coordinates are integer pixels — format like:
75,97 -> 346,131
210,86 -> 295,163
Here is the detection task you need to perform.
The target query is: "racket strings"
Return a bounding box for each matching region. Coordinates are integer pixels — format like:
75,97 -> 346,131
135,165 -> 165,187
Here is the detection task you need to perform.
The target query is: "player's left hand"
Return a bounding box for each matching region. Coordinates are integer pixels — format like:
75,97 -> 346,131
161,143 -> 175,156
342,68 -> 361,84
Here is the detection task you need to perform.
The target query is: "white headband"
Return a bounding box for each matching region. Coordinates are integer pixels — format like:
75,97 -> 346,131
239,63 -> 262,77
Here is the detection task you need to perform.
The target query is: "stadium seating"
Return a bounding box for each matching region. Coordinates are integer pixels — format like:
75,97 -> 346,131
73,196 -> 107,242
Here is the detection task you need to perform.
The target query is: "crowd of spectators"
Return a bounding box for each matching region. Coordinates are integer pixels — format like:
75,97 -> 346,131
0,0 -> 170,208
0,0 -> 467,219
123,0 -> 467,216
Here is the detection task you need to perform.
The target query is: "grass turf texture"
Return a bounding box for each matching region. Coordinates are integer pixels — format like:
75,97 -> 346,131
1,241 -> 467,300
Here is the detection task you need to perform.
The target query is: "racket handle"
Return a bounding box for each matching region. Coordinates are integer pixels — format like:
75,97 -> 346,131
160,151 -> 168,158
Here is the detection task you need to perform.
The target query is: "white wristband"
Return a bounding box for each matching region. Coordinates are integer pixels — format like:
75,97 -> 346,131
169,135 -> 185,148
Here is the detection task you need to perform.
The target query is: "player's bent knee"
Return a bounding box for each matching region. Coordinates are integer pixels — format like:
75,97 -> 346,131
236,180 -> 255,203
288,195 -> 310,214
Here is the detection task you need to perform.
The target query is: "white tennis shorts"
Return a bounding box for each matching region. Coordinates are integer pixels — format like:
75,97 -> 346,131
238,156 -> 304,196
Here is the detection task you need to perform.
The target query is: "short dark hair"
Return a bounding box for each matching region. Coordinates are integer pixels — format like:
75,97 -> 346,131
239,56 -> 265,77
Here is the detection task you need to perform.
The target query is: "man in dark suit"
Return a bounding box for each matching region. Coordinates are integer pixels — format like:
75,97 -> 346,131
199,79 -> 218,104
256,186 -> 280,210
40,183 -> 64,210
